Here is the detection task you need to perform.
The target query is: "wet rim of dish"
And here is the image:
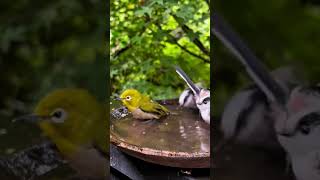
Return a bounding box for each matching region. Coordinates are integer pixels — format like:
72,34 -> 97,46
110,132 -> 210,158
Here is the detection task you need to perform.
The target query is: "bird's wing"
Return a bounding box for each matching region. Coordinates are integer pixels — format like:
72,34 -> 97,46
139,99 -> 169,116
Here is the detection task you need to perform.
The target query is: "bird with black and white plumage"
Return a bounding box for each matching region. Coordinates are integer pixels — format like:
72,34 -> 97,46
274,85 -> 320,180
213,12 -> 320,180
221,67 -> 301,150
175,66 -> 210,124
178,83 -> 204,109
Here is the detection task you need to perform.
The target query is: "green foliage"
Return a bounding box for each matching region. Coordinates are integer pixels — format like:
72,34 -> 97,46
0,0 -> 106,158
111,0 -> 210,99
0,0 -> 106,107
215,0 -> 320,114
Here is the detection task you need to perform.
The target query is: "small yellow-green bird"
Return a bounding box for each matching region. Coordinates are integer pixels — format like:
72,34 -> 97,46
119,89 -> 170,120
16,88 -> 108,179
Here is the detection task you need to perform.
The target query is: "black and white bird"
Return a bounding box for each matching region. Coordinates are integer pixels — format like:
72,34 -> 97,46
175,66 -> 210,124
213,12 -> 320,179
213,13 -> 289,150
221,67 -> 300,150
179,85 -> 199,109
274,85 -> 320,180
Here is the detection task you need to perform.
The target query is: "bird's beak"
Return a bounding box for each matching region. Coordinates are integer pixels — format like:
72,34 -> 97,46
13,114 -> 50,123
277,131 -> 294,137
114,97 -> 124,101
275,124 -> 295,137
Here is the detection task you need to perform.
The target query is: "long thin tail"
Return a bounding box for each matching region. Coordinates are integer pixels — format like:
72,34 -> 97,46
175,66 -> 201,95
212,13 -> 287,106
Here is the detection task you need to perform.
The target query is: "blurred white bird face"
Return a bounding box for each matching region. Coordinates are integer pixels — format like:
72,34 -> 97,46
195,89 -> 210,124
278,114 -> 320,155
276,86 -> 320,155
196,89 -> 210,110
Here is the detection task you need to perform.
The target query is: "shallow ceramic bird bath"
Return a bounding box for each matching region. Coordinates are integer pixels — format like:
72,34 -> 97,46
110,99 -> 210,168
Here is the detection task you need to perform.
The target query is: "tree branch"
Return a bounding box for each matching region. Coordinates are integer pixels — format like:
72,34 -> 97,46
171,14 -> 210,56
155,23 -> 209,63
175,41 -> 210,63
111,18 -> 151,59
112,44 -> 132,58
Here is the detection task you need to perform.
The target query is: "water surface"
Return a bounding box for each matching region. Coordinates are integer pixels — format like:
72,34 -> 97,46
111,103 -> 210,154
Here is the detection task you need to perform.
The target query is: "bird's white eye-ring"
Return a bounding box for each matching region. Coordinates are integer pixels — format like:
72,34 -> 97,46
50,108 -> 67,123
126,96 -> 131,101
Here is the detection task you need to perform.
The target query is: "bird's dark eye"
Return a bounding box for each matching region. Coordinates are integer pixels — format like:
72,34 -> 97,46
298,113 -> 320,135
203,97 -> 210,104
50,108 -> 67,123
53,111 -> 62,118
126,96 -> 131,100
299,124 -> 310,135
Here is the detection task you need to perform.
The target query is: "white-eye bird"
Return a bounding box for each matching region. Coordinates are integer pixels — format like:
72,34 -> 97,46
15,89 -> 108,179
175,66 -> 210,124
119,89 -> 169,120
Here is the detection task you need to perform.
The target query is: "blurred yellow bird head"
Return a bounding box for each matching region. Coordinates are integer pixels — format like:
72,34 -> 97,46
119,89 -> 142,110
16,88 -> 107,155
15,88 -> 108,178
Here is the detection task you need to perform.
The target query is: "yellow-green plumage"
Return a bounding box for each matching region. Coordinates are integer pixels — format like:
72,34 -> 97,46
33,88 -> 108,178
120,89 -> 169,120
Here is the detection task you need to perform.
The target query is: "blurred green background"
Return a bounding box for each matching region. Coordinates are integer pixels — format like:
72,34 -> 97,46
0,0 -> 105,164
111,0 -> 210,99
214,0 -> 320,115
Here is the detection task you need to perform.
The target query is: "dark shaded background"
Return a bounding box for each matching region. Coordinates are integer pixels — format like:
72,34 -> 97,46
213,0 -> 320,180
0,0 -> 106,178
214,0 -> 320,115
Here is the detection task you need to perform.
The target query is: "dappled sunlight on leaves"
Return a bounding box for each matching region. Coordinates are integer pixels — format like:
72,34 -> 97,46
111,0 -> 210,99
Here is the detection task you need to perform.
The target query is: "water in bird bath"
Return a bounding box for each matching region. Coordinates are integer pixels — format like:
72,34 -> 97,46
111,101 -> 210,154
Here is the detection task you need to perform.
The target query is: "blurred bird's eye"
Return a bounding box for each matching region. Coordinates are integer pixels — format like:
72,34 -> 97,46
203,97 -> 210,104
126,96 -> 131,100
50,108 -> 67,123
298,113 -> 320,135
299,123 -> 310,135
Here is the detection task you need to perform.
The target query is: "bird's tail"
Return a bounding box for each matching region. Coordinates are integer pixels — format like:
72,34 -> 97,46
212,13 -> 288,106
175,66 -> 201,95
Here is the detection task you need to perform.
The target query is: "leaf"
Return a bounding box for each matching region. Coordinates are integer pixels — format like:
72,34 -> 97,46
135,6 -> 153,17
154,0 -> 164,5
131,36 -> 143,44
